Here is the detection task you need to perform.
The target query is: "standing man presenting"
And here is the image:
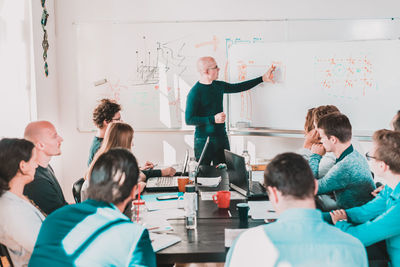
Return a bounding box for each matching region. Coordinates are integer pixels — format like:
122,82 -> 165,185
185,56 -> 275,165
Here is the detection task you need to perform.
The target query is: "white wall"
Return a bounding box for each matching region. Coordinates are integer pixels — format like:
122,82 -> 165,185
30,0 -> 64,185
29,0 -> 399,202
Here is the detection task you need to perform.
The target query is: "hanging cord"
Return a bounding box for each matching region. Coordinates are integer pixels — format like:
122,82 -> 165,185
41,0 -> 49,77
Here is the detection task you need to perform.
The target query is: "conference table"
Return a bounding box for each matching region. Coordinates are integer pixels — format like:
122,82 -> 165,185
149,166 -> 268,266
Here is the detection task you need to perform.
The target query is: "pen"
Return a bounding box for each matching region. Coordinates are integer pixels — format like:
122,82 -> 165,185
227,210 -> 232,217
148,163 -> 158,170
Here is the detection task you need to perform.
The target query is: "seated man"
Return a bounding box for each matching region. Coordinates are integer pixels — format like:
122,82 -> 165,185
299,105 -> 339,178
29,148 -> 156,267
226,153 -> 367,267
23,121 -> 68,214
330,129 -> 400,266
89,98 -> 175,177
309,113 -> 375,209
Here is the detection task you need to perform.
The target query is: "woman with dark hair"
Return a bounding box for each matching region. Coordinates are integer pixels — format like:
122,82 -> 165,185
0,138 -> 45,266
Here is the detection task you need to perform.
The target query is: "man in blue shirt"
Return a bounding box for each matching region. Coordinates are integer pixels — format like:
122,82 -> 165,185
309,112 -> 375,209
226,153 -> 367,267
330,129 -> 400,267
29,148 -> 156,267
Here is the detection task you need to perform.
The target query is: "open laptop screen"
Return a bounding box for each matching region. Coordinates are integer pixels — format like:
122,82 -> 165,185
181,149 -> 189,174
224,150 -> 248,193
196,137 -> 210,173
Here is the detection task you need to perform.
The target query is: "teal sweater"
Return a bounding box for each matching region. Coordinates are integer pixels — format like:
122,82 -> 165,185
309,145 -> 375,209
336,183 -> 400,267
185,77 -> 263,137
87,136 -> 103,166
29,199 -> 156,266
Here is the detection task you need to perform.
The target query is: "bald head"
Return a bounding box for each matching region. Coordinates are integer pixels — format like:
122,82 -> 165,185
24,121 -> 63,158
24,121 -> 55,143
197,57 -> 216,74
197,57 -> 219,84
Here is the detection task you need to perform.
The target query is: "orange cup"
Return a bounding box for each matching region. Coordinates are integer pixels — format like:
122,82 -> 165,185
177,177 -> 190,192
212,191 -> 231,209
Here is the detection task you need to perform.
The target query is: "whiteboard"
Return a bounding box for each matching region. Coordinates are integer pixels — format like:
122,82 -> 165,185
73,19 -> 400,132
228,40 -> 400,133
74,21 -> 285,131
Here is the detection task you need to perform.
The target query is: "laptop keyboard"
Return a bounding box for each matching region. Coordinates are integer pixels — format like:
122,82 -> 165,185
147,177 -> 178,187
250,182 -> 266,194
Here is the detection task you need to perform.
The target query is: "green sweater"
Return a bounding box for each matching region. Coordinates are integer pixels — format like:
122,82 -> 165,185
309,145 -> 375,209
185,77 -> 263,138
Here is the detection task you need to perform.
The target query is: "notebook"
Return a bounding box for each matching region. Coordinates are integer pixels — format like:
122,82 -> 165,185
224,150 -> 268,200
150,233 -> 181,252
145,150 -> 189,191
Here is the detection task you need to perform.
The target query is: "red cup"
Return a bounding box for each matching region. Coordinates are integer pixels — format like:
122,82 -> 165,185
177,177 -> 189,192
212,191 -> 231,209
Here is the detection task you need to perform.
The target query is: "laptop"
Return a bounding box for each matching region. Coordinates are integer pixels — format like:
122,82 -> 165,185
224,150 -> 268,200
145,149 -> 189,191
194,137 -> 210,187
146,138 -> 211,191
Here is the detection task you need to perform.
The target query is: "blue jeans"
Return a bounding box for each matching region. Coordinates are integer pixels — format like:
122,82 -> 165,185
194,135 -> 230,165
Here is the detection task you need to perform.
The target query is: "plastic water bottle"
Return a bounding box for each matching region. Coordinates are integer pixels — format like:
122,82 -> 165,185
184,184 -> 197,230
242,150 -> 252,183
242,150 -> 251,166
131,199 -> 147,224
188,157 -> 198,184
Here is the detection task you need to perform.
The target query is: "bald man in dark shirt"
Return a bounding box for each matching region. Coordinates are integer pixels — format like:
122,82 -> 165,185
23,121 -> 67,214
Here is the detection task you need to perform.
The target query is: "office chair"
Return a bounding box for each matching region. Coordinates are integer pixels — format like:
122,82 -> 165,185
72,178 -> 85,203
0,243 -> 13,267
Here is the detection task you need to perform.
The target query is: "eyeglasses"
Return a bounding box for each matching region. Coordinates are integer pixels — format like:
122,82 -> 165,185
365,152 -> 377,161
208,65 -> 219,70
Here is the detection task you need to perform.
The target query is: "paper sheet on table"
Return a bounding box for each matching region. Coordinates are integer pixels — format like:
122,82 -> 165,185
200,191 -> 246,201
150,233 -> 181,252
141,193 -> 184,211
145,199 -> 184,211
146,208 -> 185,220
141,209 -> 185,233
142,217 -> 173,233
197,176 -> 221,187
248,201 -> 278,220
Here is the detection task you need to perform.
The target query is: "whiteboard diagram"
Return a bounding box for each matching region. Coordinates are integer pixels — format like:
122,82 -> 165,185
74,19 -> 400,132
228,40 -> 400,132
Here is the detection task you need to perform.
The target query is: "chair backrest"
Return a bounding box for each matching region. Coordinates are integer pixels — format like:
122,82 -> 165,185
0,243 -> 13,267
72,178 -> 85,203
